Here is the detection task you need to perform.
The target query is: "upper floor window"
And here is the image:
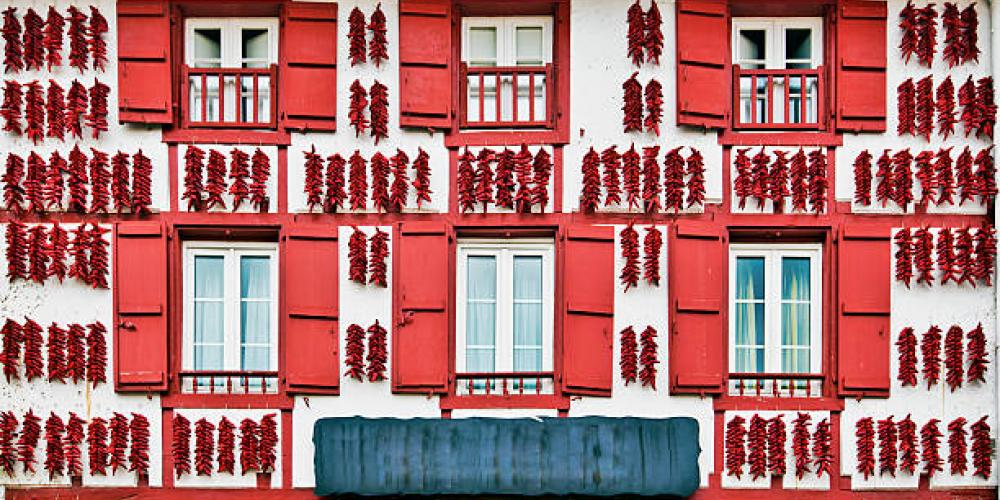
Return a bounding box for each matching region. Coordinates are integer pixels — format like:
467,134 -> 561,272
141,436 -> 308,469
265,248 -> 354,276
183,18 -> 279,129
182,242 -> 278,394
732,18 -> 824,130
456,240 -> 555,395
728,244 -> 822,396
460,16 -> 554,129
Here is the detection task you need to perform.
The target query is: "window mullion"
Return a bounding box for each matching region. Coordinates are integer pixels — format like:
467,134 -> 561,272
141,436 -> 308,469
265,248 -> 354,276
225,250 -> 240,371
766,251 -> 781,373
498,249 -> 514,372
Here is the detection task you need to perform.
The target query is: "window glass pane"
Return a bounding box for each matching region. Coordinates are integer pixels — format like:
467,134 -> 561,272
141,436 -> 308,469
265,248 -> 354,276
734,347 -> 764,373
241,256 -> 271,299
194,344 -> 224,371
515,26 -> 544,65
513,256 -> 542,300
241,28 -> 269,66
781,347 -> 810,373
781,257 -> 810,301
736,257 -> 764,300
468,27 -> 498,64
735,303 -> 765,347
242,346 -> 270,371
194,302 -> 224,346
193,28 -> 222,66
194,256 -> 224,298
193,255 -> 224,371
737,29 -> 766,67
514,256 -> 543,372
466,256 -> 497,372
782,303 -> 810,346
785,28 -> 812,63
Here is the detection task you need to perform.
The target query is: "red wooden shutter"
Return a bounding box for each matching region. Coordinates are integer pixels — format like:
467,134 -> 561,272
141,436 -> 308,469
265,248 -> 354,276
675,0 -> 729,129
399,0 -> 452,129
837,225 -> 891,397
835,0 -> 887,132
280,2 -> 338,131
669,222 -> 725,395
562,226 -> 614,396
114,222 -> 168,392
393,222 -> 450,393
117,0 -> 172,124
284,227 -> 339,394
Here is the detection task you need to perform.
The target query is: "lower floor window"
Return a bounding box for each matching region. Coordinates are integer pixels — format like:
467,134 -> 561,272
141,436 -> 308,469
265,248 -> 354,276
183,242 -> 278,393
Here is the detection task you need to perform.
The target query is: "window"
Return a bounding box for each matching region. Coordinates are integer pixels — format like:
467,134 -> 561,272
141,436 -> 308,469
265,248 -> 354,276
732,18 -> 823,128
182,242 -> 278,393
460,17 -> 553,128
728,244 -> 822,381
184,18 -> 278,127
456,240 -> 554,394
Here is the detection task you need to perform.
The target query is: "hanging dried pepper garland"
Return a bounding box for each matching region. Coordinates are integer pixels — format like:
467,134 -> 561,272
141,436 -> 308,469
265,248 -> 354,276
23,153 -> 44,213
324,153 -> 345,213
747,414 -> 768,481
768,154 -> 790,210
456,147 -> 476,213
855,417 -> 875,480
942,2 -> 963,67
0,319 -> 21,381
686,148 -> 705,208
46,80 -> 64,141
626,0 -> 644,66
622,145 -> 641,210
111,152 -> 131,213
732,147 -> 752,210
922,325 -> 943,388
348,8 -> 366,66
812,418 -> 833,478
935,148 -> 955,206
853,150 -> 873,206
24,80 -> 43,144
899,1 -> 919,64
944,325 -> 964,391
897,78 -> 915,136
792,412 -> 812,479
46,322 -> 65,381
725,415 -> 747,478
88,7 -> 107,72
348,227 -> 367,285
66,323 -> 85,383
348,80 -> 368,137
217,417 -> 235,475
67,6 -> 87,72
580,147 -> 601,214
971,416 -> 992,479
960,76 -> 982,136
532,149 -> 551,211
1,80 -> 22,135
916,4 -> 938,67
644,79 -> 662,135
47,223 -> 68,282
108,413 -> 128,474
976,77 -> 996,139
239,418 -> 260,475
5,220 -> 27,282
495,148 -> 515,210
129,413 -> 150,478
961,4 -> 980,63
967,323 -> 988,383
369,80 -> 389,144
949,417 -> 968,475
368,227 -> 389,288
639,326 -> 658,389
368,4 -> 388,67
88,224 -> 109,289
194,418 -> 215,476
767,415 -> 786,476
937,76 -> 957,138
896,327 -> 918,387
619,222 -> 640,292
894,228 -> 913,287
89,149 -> 110,214
807,149 -> 828,213
2,152 -> 24,212
172,414 -> 191,478
2,7 -> 22,73
86,79 -> 109,139
643,225 -> 662,286
913,227 -> 934,286
43,7 -> 62,70
0,411 -> 16,476
18,409 -> 40,474
642,146 -> 661,213
513,145 -> 534,213
87,416 -> 107,475
370,152 -> 391,212
877,416 -> 898,476
203,149 -> 228,210
26,226 -> 47,283
914,151 -> 937,206
412,148 -> 432,209
250,148 -> 271,212
474,148 -> 494,212
955,226 -> 976,286
87,321 -> 107,386
619,326 -> 637,385
663,147 -> 685,212
622,73 -> 643,133
366,320 -> 388,382
389,149 -> 410,213
22,318 -> 43,380
229,148 -> 250,211
131,150 -> 152,215
259,414 -> 278,473
43,412 -> 64,480
349,150 -> 368,211
975,146 -> 996,205
65,80 -> 86,139
303,146 -> 323,212
974,224 -> 997,286
21,9 -> 42,70
875,150 -> 894,207
922,419 -> 944,476
44,151 -> 65,211
644,1 -> 663,64
64,413 -> 83,477
892,149 -> 914,210
345,323 -> 365,381
898,415 -> 918,475
916,75 -> 934,141
789,149 -> 809,212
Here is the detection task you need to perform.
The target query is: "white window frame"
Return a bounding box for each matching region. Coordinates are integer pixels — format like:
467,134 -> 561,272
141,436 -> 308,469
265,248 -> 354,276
461,16 -> 553,67
184,18 -> 279,68
455,239 -> 555,374
182,241 -> 279,373
732,17 -> 824,69
728,243 -> 823,375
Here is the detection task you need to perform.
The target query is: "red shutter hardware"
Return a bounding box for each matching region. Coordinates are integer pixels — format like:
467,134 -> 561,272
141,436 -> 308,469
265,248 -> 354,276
171,414 -> 190,478
369,81 -> 389,144
22,9 -> 42,71
619,222 -> 639,292
63,413 -> 84,477
89,7 -> 108,72
412,148 -> 432,209
216,417 -> 235,475
117,1 -> 171,123
21,318 -> 42,380
838,225 -> 891,397
563,225 -> 615,396
1,80 -> 21,136
194,418 -> 214,476
389,150 -> 410,213
686,148 -> 706,208
837,0 -> 887,131
968,323 -> 988,383
747,414 -> 767,480
644,79 -> 663,135
251,148 -> 271,213
43,8 -> 62,70
128,413 -> 149,478
114,222 -> 167,392
641,146 -> 661,213
18,409 -> 40,474
228,148 -> 250,211
366,320 -> 388,382
348,8 -> 366,66
725,415 -> 747,478
87,416 -> 108,475
921,325 -> 942,388
767,415 -> 786,476
676,0 -> 728,128
663,147 -> 685,213
111,152 -> 131,213
204,149 -> 227,211
67,6 -> 87,72
284,227 -> 339,394
944,325 -> 964,391
65,80 -> 86,137
259,414 -> 278,473
971,416 -> 991,478
239,418 -> 259,475
622,73 -> 642,133
948,417 -> 968,475
813,418 -> 833,477
89,149 -> 110,214
619,326 -> 637,385
368,4 -> 388,67
46,323 -> 66,382
877,416 -> 898,477
392,222 -> 450,393
855,417 -> 875,479
280,2 -> 337,131
43,413 -> 64,480
626,0 -> 645,66
533,149 -> 552,211
399,0 -> 451,129
601,146 -> 622,207
107,413 -> 128,474
792,412 -> 812,479
0,412 -> 16,475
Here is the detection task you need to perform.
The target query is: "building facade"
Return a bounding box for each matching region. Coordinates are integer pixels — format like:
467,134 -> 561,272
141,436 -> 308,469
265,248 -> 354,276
0,0 -> 996,497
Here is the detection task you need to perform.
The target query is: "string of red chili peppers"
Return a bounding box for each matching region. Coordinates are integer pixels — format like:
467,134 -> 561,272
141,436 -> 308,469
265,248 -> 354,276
0,317 -> 107,386
5,222 -> 109,288
894,225 -> 997,288
899,74 -> 995,140
855,147 -> 994,208
1,6 -> 109,73
902,1 -> 979,67
625,0 -> 664,67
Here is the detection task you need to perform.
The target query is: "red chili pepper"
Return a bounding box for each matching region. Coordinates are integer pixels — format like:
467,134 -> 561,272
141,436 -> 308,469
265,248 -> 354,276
853,150 -> 873,206
368,4 -> 388,67
23,9 -> 44,70
877,416 -> 898,476
348,227 -> 367,285
129,413 -> 150,478
458,148 -> 478,213
807,149 -> 828,214
971,415 -> 992,479
303,146 -> 323,212
65,323 -> 86,384
88,7 -> 107,71
898,415 -> 918,474
349,150 -> 368,211
967,322 -> 989,383
345,323 -> 366,381
513,144 -> 534,213
955,226 -> 977,286
792,412 -> 812,479
64,412 -> 84,477
0,319 -> 21,381
131,150 -> 152,215
205,149 -> 228,211
626,0 -> 644,66
974,224 -> 997,286
896,327 -> 918,387
412,148 -> 432,210
976,77 -> 996,139
18,409 -> 40,474
366,320 -> 388,382
622,145 -> 641,210
46,223 -> 68,282
108,413 -> 129,474
619,326 -> 637,385
916,75 -> 935,141
474,148 -> 495,213
85,79 -> 109,139
639,325 -> 658,389
921,418 -> 944,476
914,151 -> 936,206
172,414 -> 191,478
1,8 -> 21,73
369,152 -> 390,213
43,412 -> 64,480
194,417 -> 215,476
725,415 -> 747,478
644,78 -> 663,136
217,416 -> 235,475
897,78 -> 916,136
916,5 -> 938,67
494,148 -> 515,210
26,224 -> 48,284
66,6 -> 87,72
348,7 -> 366,66
686,148 -> 706,209
961,4 -> 980,63
111,152 -> 131,213
348,79 -> 368,137
944,325 -> 965,391
0,411 -> 17,476
937,76 -> 957,138
622,72 -> 643,133
812,418 -> 833,478
875,150 -> 894,207
643,225 -> 662,286
46,80 -> 64,141
389,149 -> 410,213
65,80 -> 86,139
922,325 -> 942,388
767,415 -> 786,476
251,148 -> 272,213
42,151 -> 64,211
855,417 -> 875,480
892,149 -> 914,210
619,222 -> 640,292
663,147 -> 685,213
239,418 -> 259,475
5,220 -> 27,282
46,322 -> 66,382
913,227 -> 934,286
88,224 -> 109,289
259,414 -> 278,473
88,148 -> 110,214
790,149 -> 809,213
974,146 -> 996,205
942,3 -> 963,67
369,80 -> 389,144
899,1 -> 919,64
21,318 -> 42,380
949,417 -> 968,475
748,414 -> 768,480
42,7 -> 62,70
87,415 -> 108,475
642,146 -> 661,214
23,80 -> 43,144
532,148 -> 552,211
960,76 -> 983,136
229,148 -> 250,211
86,321 -> 107,386
894,228 -> 913,287
935,148 -> 955,206
324,153 -> 346,213
580,147 -> 601,214
644,1 -> 663,65
368,227 -> 389,288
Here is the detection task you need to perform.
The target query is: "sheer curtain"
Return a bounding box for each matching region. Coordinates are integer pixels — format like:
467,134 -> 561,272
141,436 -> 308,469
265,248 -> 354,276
241,256 -> 272,371
513,256 -> 542,372
781,257 -> 811,373
466,256 -> 497,373
193,256 -> 225,371
734,257 -> 764,373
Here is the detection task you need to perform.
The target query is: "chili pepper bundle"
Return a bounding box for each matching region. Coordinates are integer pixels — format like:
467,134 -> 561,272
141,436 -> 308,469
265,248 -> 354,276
922,325 -> 943,388
643,225 -> 662,286
22,318 -> 42,380
619,326 -> 637,385
65,80 -> 86,139
368,4 -> 387,67
580,147 -> 601,214
532,148 -> 551,211
0,411 -> 16,476
259,414 -> 278,473
813,418 -> 833,478
793,412 -> 812,479
961,4 -> 980,63
194,418 -> 214,476
22,153 -> 43,213
747,414 -> 768,480
599,146 -> 622,208
108,413 -> 129,474
644,1 -> 663,64
898,415 -> 918,474
366,319 -> 388,382
22,11 -> 44,70
345,323 -> 365,381
111,152 -> 131,213
942,3 -> 963,67
2,152 -> 24,212
725,415 -> 747,478
217,417 -> 235,475
949,417 -> 968,475
892,149 -> 914,210
967,323 -> 988,383
913,227 -> 935,286
767,415 -> 786,476
5,220 -> 27,282
88,224 -> 109,289
922,419 -> 944,476
47,222 -> 67,282
513,144 -> 534,213
733,148 -> 752,209
1,80 -> 21,135
853,150 -> 873,206
368,227 -> 389,288
0,319 -> 21,381
239,418 -> 260,475
88,148 -> 110,214
348,7 -> 366,66
370,80 -> 388,144
349,150 -> 367,211
622,73 -> 643,133
43,413 -> 64,479
250,148 -> 271,212
897,79 -> 915,136
131,150 -> 152,215
937,76 -> 956,138
944,325 -> 965,391
348,80 -> 368,137
956,147 -> 978,205
977,77 -> 996,139
412,148 -> 432,209
663,147 -> 685,212
129,413 -> 150,477
894,228 -> 913,287
971,416 -> 991,478
789,148 -> 809,212
89,7 -> 107,71
23,80 -> 43,144
899,1 -> 919,64
877,416 -> 898,476
974,224 -> 996,285
856,417 -> 875,479
324,153 -> 345,213
960,76 -> 983,136
46,322 -> 65,381
916,4 -> 937,67
370,152 -> 390,212
975,146 -> 997,205
639,325 -> 658,389
747,148 -> 769,209
43,7 -> 62,70
17,409 -> 40,474
623,145 -> 641,210
686,148 -> 705,209
348,227 -> 367,285
914,150 -> 936,206
494,148 -> 515,210
916,75 -> 934,141
87,416 -> 107,475
303,146 -> 323,212
642,146 -> 661,213
67,6 -> 87,72
2,7 -> 20,73
172,414 -> 191,478
66,323 -> 85,383
204,149 -> 228,210
897,327 -> 918,386
935,148 -> 955,205
46,80 -> 64,141
64,413 -> 83,477
86,80 -> 109,139
619,222 -> 640,292
644,78 -> 662,135
474,148 -> 494,212
43,151 -> 65,211
875,150 -> 894,207
86,321 -> 107,386
626,0 -> 645,66
228,148 -> 250,211
807,149 -> 828,213
956,227 -> 976,286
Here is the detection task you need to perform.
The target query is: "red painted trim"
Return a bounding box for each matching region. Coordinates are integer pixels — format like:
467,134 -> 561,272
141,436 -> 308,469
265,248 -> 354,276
718,131 -> 843,147
439,394 -> 570,410
168,144 -> 179,213
162,408 -> 174,488
281,410 -> 292,489
714,395 -> 845,411
161,129 -> 292,146
552,145 -> 564,213
277,146 -> 288,213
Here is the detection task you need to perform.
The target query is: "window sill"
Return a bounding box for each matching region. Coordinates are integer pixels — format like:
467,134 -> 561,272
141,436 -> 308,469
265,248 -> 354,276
162,128 -> 291,146
714,395 -> 844,412
444,128 -> 567,148
161,392 -> 294,410
440,394 -> 570,411
718,129 -> 842,147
